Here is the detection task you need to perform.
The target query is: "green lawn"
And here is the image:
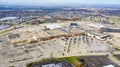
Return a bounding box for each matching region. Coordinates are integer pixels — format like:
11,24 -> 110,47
9,66 -> 14,67
112,55 -> 120,62
115,47 -> 120,51
57,56 -> 78,64
109,18 -> 120,27
36,18 -> 45,21
0,29 -> 11,34
23,21 -> 39,25
27,59 -> 52,67
27,56 -> 78,67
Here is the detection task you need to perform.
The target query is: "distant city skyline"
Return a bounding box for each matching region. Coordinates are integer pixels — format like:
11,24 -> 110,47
0,0 -> 120,6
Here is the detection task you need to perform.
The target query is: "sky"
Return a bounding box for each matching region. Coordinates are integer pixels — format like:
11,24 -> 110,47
0,0 -> 120,6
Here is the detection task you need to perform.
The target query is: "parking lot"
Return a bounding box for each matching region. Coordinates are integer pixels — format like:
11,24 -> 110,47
79,55 -> 119,67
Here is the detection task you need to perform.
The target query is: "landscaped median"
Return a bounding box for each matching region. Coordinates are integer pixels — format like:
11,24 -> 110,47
9,66 -> 14,67
27,56 -> 84,67
27,55 -> 120,67
112,54 -> 120,62
0,29 -> 11,34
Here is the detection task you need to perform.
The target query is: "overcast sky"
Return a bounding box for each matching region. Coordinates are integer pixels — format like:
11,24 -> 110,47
0,0 -> 120,6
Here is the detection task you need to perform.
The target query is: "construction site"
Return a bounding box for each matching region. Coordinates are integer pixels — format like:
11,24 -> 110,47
0,22 -> 120,67
6,22 -> 112,45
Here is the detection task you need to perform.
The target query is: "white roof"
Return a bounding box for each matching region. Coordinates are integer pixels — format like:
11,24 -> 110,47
46,24 -> 62,29
42,63 -> 62,67
103,65 -> 115,67
0,17 -> 17,21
